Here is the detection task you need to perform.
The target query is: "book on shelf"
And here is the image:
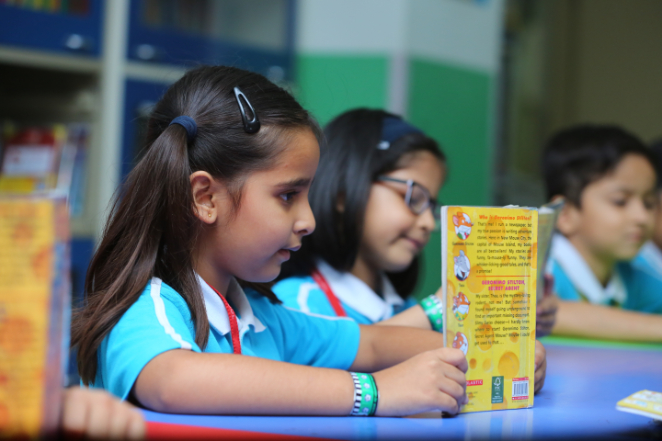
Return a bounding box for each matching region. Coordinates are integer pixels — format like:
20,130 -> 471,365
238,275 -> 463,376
441,203 -> 557,412
0,193 -> 71,438
0,122 -> 89,217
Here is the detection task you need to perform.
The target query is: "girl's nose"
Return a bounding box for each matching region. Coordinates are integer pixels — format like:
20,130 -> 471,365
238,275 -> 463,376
294,201 -> 316,236
418,205 -> 437,233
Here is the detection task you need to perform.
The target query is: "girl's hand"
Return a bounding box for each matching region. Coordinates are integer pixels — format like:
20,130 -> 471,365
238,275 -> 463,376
534,340 -> 547,394
372,348 -> 468,416
537,274 -> 559,337
62,387 -> 146,440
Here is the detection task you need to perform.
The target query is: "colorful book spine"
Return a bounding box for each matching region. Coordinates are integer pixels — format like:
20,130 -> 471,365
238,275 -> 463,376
0,194 -> 70,438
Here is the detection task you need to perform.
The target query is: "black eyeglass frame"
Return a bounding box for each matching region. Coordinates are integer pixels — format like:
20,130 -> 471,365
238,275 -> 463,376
376,175 -> 441,220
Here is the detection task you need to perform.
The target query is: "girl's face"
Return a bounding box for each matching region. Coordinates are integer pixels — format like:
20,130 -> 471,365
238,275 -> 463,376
195,128 -> 319,286
358,150 -> 445,274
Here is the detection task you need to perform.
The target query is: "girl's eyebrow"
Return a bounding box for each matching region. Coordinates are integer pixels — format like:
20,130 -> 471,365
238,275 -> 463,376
276,177 -> 311,188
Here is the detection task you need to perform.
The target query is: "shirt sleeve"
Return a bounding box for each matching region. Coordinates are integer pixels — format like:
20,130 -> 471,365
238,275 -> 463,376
620,263 -> 662,314
96,281 -> 201,399
272,277 -> 338,317
254,292 -> 360,370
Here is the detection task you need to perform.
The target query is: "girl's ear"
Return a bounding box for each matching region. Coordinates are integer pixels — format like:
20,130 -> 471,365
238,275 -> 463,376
555,196 -> 582,237
190,171 -> 227,224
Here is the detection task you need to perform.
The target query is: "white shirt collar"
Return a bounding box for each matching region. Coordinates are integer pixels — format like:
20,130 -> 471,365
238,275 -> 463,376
550,234 -> 627,305
316,260 -> 404,322
197,274 -> 266,336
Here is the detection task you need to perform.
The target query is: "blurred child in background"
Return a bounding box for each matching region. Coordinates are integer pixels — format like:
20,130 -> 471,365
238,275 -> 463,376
274,108 -> 547,393
632,140 -> 662,280
544,125 -> 662,342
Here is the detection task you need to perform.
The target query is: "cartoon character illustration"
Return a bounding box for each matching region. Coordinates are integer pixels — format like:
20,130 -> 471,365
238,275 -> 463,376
452,292 -> 471,321
454,250 -> 471,281
452,331 -> 469,355
453,212 -> 473,240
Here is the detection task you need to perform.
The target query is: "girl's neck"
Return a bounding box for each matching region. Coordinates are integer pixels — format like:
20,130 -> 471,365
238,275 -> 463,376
194,254 -> 233,297
349,256 -> 383,294
568,236 -> 615,287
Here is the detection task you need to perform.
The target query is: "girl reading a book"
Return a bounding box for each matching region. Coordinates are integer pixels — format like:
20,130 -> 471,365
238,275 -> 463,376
71,66 -> 470,417
273,108 -> 548,393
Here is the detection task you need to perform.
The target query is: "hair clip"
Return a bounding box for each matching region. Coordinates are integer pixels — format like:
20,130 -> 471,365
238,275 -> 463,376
169,115 -> 197,143
234,87 -> 260,134
378,117 -> 424,150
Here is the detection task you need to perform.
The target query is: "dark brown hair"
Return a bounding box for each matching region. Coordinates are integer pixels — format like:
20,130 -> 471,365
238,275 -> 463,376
279,108 -> 445,297
72,65 -> 320,384
542,125 -> 655,206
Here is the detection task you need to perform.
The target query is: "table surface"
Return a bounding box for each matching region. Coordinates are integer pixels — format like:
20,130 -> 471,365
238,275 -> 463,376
143,337 -> 662,440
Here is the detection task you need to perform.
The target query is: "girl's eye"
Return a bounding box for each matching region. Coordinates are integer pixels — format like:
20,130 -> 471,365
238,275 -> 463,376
611,198 -> 627,207
280,191 -> 298,203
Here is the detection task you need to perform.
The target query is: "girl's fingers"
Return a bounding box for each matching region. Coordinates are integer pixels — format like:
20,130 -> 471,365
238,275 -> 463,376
107,404 -> 131,440
437,376 -> 466,403
436,348 -> 468,373
61,388 -> 90,437
85,393 -> 113,439
126,410 -> 147,440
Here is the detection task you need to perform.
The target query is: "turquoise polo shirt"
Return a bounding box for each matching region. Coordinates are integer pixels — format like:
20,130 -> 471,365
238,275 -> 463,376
549,235 -> 662,313
273,260 -> 414,325
93,276 -> 360,399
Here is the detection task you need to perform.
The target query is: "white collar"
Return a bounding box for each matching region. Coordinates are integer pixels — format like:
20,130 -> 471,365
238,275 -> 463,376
638,241 -> 662,275
197,275 -> 266,336
316,260 -> 404,322
550,234 -> 627,305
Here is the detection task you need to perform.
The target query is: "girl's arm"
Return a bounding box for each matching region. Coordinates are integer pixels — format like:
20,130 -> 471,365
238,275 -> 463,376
134,325 -> 467,417
376,304 -> 431,329
553,301 -> 662,342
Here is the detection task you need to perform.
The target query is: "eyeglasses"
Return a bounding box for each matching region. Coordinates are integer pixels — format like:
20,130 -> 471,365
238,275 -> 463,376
377,176 -> 441,221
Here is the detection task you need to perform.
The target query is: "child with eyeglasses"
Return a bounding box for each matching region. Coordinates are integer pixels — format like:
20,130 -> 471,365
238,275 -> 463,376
273,108 -> 548,393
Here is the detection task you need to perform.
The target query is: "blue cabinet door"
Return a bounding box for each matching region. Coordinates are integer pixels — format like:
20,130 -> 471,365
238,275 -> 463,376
0,1 -> 103,57
121,79 -> 170,179
127,0 -> 295,80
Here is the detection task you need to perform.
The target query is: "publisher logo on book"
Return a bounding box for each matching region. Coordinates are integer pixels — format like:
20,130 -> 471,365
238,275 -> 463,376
491,376 -> 504,404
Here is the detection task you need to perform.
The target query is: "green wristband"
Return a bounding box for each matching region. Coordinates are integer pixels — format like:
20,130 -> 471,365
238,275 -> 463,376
349,372 -> 379,416
420,294 -> 444,332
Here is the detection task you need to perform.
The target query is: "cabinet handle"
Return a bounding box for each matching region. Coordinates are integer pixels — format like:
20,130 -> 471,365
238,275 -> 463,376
64,34 -> 92,52
135,44 -> 158,61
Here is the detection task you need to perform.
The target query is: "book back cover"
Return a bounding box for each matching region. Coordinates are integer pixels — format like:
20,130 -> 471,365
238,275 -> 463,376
443,206 -> 538,412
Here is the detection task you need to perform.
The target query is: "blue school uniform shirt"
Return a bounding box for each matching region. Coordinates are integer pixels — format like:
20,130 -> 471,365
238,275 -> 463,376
548,234 -> 662,313
272,260 -> 414,324
93,275 -> 360,399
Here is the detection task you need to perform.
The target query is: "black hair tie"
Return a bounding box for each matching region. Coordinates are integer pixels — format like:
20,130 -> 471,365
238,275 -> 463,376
169,116 -> 197,143
234,87 -> 261,134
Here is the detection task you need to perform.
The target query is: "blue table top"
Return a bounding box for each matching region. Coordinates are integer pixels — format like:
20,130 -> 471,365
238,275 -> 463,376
143,338 -> 662,440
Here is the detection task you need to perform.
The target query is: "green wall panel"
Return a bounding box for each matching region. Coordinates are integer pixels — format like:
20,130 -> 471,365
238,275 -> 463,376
295,54 -> 389,126
408,58 -> 494,299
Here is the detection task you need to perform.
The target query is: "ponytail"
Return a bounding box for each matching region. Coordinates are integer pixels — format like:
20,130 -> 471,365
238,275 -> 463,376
73,125 -> 209,384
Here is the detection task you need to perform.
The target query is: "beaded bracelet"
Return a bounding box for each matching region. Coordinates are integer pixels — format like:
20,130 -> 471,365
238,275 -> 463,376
419,294 -> 444,332
349,372 -> 379,416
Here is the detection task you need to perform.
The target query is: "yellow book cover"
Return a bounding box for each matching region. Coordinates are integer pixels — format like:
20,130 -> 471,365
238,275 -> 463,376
442,206 -> 538,413
0,194 -> 70,438
617,390 -> 662,421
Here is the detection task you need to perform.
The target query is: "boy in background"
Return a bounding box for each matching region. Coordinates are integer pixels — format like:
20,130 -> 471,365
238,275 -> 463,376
633,140 -> 662,279
543,125 -> 662,341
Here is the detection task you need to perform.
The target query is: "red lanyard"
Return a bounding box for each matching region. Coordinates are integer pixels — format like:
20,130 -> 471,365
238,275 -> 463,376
311,268 -> 347,317
209,284 -> 242,355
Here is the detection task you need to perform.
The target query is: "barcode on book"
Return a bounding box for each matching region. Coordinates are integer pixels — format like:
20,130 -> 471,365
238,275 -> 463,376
512,377 -> 529,400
